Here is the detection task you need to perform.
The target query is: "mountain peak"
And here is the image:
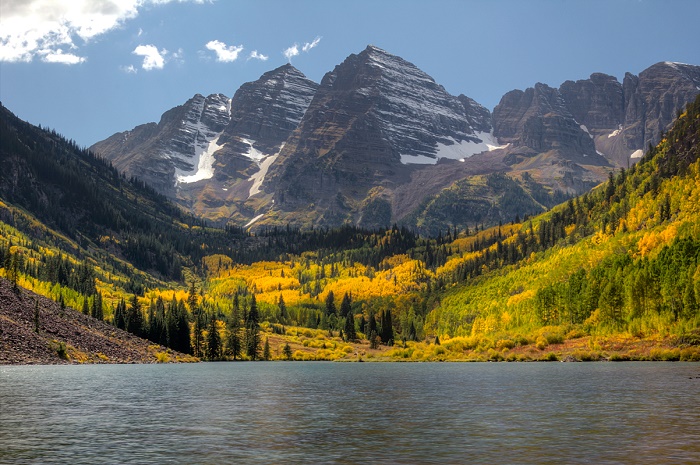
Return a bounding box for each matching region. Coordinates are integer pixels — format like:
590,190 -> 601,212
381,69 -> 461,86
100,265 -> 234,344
364,44 -> 388,54
259,63 -> 310,83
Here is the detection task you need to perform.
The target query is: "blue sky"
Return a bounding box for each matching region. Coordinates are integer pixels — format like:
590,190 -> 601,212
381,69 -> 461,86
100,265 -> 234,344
1,0 -> 699,147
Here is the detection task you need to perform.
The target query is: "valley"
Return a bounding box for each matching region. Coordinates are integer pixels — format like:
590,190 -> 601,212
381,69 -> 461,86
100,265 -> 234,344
1,48 -> 700,365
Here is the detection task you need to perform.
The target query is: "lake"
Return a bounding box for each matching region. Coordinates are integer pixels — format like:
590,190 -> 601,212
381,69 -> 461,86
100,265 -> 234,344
1,362 -> 699,464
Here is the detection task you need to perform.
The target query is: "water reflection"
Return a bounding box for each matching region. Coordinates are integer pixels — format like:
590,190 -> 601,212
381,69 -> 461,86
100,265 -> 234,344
1,362 -> 699,464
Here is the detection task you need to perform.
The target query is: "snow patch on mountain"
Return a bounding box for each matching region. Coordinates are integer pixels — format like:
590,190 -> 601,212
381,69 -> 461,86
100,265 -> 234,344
608,125 -> 623,138
241,140 -> 285,198
240,138 -> 266,162
176,132 -> 224,183
174,96 -> 231,184
245,213 -> 265,228
400,131 -> 507,165
630,149 -> 644,159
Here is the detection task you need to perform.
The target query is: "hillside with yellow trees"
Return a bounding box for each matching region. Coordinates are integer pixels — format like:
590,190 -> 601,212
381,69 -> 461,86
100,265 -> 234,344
2,96 -> 700,362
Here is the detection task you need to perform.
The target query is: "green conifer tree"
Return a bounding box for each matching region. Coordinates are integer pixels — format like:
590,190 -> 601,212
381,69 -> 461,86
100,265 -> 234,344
206,316 -> 221,360
344,313 -> 356,341
263,337 -> 271,361
282,343 -> 293,361
340,292 -> 352,318
245,295 -> 261,360
325,291 -> 337,316
125,294 -> 143,337
114,298 -> 126,329
226,294 -> 243,360
278,295 -> 287,324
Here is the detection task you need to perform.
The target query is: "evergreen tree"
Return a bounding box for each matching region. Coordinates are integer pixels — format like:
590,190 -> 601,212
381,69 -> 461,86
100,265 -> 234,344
369,330 -> 379,349
282,343 -> 293,361
146,299 -> 157,340
90,292 -> 103,321
82,297 -> 89,316
153,296 -> 167,345
278,295 -> 287,324
325,290 -> 337,316
193,306 -> 204,358
434,335 -> 441,345
367,312 -> 378,338
245,295 -> 261,360
344,313 -> 356,341
226,294 -> 243,360
380,309 -> 393,344
339,292 -> 352,318
125,294 -> 143,337
263,337 -> 271,361
114,298 -> 126,329
174,300 -> 192,354
58,294 -> 65,317
205,316 -> 221,360
187,281 -> 198,312
408,320 -> 417,341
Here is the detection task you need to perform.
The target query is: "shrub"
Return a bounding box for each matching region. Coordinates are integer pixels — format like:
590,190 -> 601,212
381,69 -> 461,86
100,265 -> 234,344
54,341 -> 68,360
487,349 -> 504,361
572,350 -> 598,361
541,352 -> 558,361
650,348 -> 681,361
680,348 -> 700,361
565,328 -> 586,340
496,339 -> 515,350
535,336 -> 549,350
609,353 -> 630,362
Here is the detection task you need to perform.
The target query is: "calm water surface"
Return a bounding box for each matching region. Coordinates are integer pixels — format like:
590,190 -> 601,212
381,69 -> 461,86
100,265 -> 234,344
1,362 -> 699,464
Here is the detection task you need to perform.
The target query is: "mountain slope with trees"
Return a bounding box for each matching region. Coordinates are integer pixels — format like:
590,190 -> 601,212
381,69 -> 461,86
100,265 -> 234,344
1,95 -> 700,362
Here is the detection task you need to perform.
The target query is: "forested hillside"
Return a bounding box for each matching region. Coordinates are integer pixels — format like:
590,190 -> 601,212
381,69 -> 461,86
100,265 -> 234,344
1,96 -> 700,362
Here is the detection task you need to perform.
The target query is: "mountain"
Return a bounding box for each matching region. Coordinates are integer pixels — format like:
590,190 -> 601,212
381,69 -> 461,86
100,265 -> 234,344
1,93 -> 699,363
91,92 -> 231,196
90,64 -> 318,223
0,102 -> 255,282
493,61 -> 700,189
264,45 -> 499,228
91,47 -> 700,233
422,93 -> 700,359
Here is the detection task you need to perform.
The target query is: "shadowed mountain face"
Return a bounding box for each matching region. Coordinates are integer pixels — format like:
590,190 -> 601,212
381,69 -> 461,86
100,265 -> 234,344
90,46 -> 700,233
90,65 -> 318,223
264,45 -> 496,228
495,62 -> 700,171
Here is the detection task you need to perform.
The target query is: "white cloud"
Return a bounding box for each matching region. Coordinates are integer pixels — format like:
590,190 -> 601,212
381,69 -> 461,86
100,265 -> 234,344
0,0 -> 205,64
283,36 -> 321,63
171,47 -> 185,65
133,44 -> 166,70
205,39 -> 244,62
249,50 -> 268,61
302,36 -> 321,52
39,49 -> 86,65
283,44 -> 299,62
121,64 -> 138,73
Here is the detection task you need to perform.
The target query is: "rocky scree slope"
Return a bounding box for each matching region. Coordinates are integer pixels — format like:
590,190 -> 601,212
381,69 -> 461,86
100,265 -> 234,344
0,279 -> 186,364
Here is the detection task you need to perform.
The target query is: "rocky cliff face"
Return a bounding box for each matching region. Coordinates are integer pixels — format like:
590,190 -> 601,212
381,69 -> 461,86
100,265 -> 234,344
492,62 -> 700,192
263,45 -> 496,227
91,49 -> 699,232
91,93 -> 231,196
91,65 -> 317,223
